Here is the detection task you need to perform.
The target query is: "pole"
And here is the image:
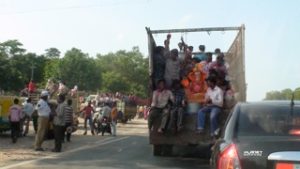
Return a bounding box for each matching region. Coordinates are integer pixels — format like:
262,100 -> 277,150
30,64 -> 36,80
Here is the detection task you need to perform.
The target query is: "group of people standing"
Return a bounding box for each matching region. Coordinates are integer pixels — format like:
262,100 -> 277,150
149,34 -> 234,138
8,91 -> 75,153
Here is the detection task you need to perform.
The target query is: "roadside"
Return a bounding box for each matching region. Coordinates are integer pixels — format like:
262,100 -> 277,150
0,118 -> 148,167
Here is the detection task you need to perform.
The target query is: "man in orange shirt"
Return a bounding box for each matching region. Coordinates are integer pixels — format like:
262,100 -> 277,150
110,103 -> 118,136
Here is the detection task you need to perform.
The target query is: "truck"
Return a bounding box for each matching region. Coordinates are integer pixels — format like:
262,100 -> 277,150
146,25 -> 246,156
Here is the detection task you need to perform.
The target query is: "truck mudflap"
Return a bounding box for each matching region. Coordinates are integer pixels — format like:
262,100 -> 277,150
149,109 -> 230,145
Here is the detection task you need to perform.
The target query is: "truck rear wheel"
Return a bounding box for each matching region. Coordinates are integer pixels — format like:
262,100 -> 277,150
162,145 -> 173,156
153,145 -> 162,156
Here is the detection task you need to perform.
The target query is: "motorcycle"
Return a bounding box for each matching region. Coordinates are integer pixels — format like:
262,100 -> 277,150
96,116 -> 111,136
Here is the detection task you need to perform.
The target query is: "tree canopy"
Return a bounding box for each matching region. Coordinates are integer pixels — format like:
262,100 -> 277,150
0,40 -> 149,98
265,88 -> 300,100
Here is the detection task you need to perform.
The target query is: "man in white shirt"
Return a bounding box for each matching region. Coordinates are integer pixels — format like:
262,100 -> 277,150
34,90 -> 51,151
148,79 -> 174,133
197,77 -> 224,137
22,98 -> 34,136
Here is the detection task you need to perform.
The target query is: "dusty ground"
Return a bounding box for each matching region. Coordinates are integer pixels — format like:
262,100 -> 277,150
0,118 -> 147,167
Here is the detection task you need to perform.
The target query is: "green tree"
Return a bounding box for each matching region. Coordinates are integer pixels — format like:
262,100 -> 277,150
0,40 -> 26,57
45,48 -> 60,58
265,88 -> 300,100
59,48 -> 101,91
96,47 -> 148,98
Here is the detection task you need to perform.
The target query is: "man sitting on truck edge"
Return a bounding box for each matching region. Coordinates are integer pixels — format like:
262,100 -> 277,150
196,76 -> 223,137
148,79 -> 175,133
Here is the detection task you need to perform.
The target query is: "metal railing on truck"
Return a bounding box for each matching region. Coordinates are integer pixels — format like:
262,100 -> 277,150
145,25 -> 246,102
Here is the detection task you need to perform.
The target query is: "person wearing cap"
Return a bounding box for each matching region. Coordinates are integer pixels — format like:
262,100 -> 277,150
22,97 -> 34,136
197,77 -> 224,137
34,90 -> 51,151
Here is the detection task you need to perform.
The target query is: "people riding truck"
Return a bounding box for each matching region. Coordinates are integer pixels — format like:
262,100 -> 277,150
164,49 -> 180,88
148,79 -> 175,133
28,80 -> 36,94
197,76 -> 224,138
170,80 -> 186,132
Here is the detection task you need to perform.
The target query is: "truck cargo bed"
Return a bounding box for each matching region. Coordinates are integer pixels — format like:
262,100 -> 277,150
149,110 -> 229,145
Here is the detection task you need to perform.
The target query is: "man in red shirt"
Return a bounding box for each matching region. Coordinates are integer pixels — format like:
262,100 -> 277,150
80,101 -> 95,135
28,80 -> 36,94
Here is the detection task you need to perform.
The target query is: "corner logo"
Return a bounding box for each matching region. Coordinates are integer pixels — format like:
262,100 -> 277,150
243,151 -> 263,157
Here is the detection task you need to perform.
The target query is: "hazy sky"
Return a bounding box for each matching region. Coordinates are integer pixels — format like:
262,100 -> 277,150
0,0 -> 299,101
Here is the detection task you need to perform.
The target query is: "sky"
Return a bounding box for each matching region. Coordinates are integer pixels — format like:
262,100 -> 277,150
0,0 -> 299,101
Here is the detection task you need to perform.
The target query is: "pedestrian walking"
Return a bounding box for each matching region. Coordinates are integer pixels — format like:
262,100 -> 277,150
34,91 -> 51,151
22,98 -> 34,136
8,98 -> 23,143
52,94 -> 66,152
64,99 -> 74,142
110,103 -> 118,136
80,101 -> 95,135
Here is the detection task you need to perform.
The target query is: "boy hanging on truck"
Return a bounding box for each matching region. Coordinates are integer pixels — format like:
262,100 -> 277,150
170,80 -> 186,132
148,79 -> 175,133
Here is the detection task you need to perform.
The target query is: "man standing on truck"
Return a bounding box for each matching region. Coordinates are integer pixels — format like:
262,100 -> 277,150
164,49 -> 180,88
28,79 -> 36,94
194,45 -> 207,62
148,79 -> 174,133
153,46 -> 166,88
197,77 -> 223,137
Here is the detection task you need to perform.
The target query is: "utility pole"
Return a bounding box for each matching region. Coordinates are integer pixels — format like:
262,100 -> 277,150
30,63 -> 36,80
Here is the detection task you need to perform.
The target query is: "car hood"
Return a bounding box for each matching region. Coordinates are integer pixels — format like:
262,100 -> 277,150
236,136 -> 300,169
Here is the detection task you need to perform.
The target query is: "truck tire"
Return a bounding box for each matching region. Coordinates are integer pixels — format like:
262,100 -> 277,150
153,145 -> 162,156
162,145 -> 173,156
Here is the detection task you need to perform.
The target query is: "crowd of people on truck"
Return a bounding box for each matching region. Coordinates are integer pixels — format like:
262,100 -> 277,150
19,79 -> 78,98
149,33 -> 235,139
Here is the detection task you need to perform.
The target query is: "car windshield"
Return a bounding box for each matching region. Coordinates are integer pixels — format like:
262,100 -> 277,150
237,104 -> 300,137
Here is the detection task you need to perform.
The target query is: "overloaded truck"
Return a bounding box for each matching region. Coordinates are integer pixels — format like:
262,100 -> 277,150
146,25 -> 246,156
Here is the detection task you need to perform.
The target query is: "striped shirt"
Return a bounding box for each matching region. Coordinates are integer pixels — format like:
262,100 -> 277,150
64,106 -> 73,123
